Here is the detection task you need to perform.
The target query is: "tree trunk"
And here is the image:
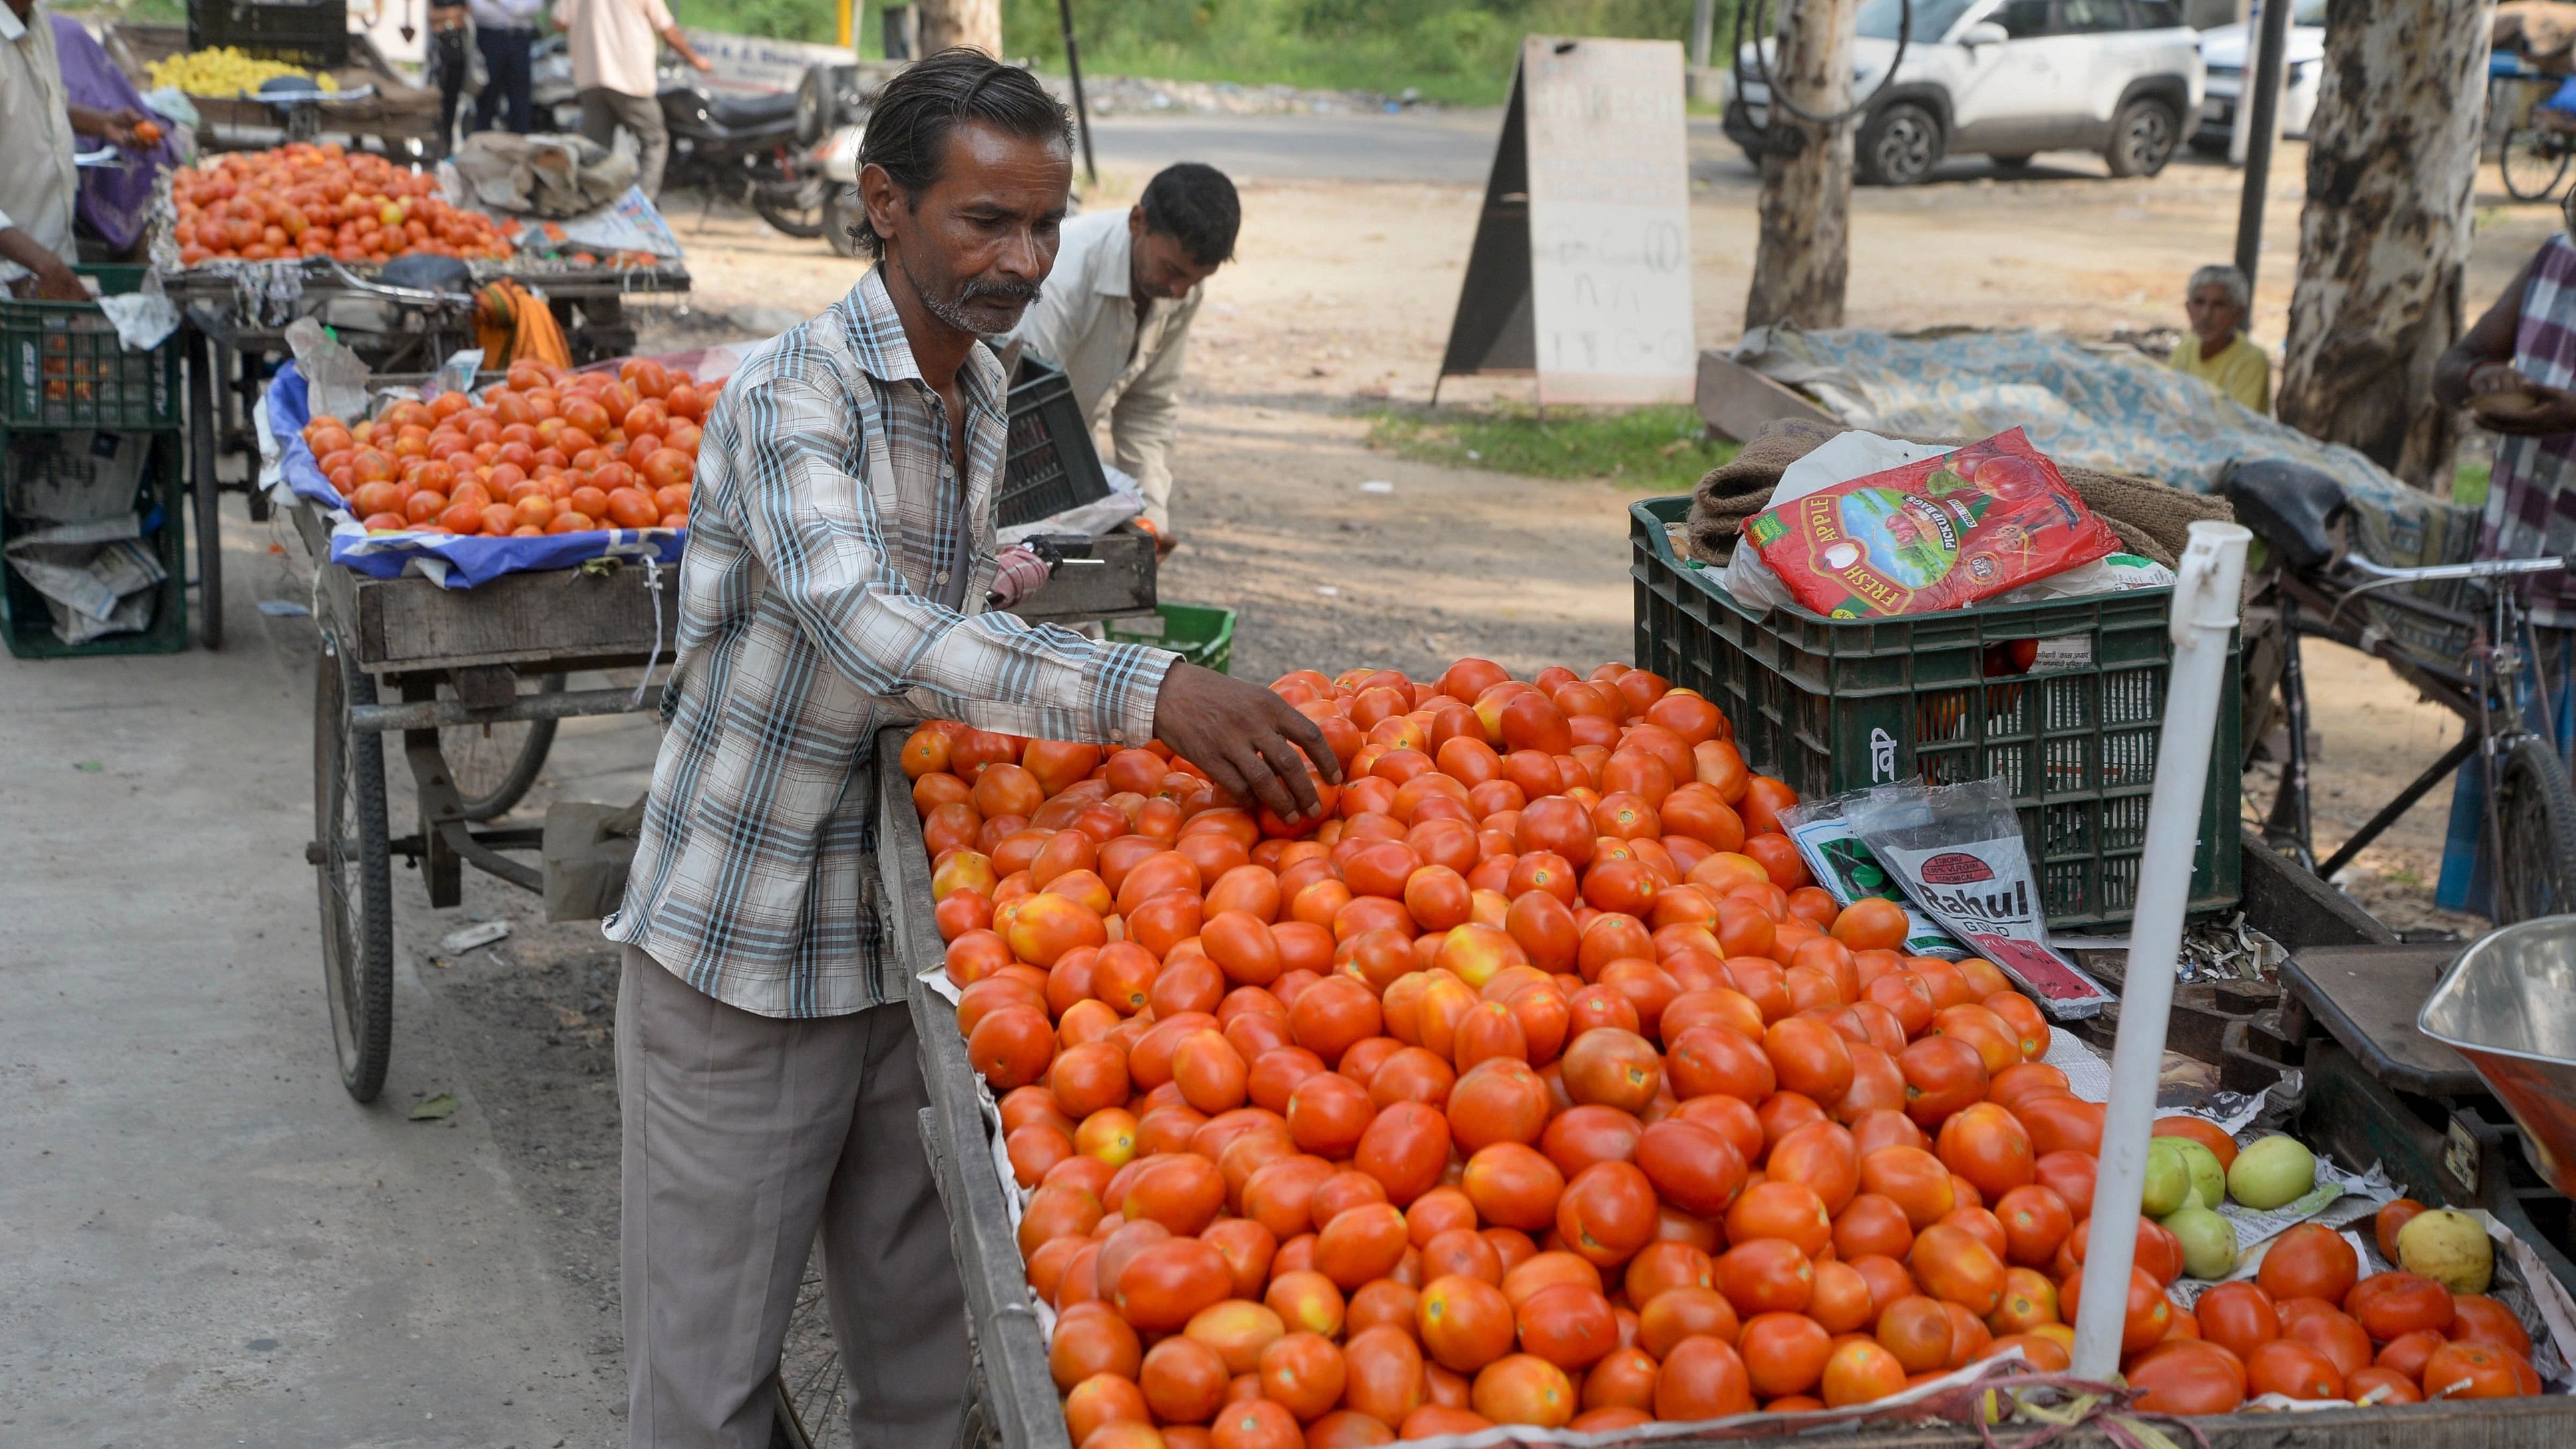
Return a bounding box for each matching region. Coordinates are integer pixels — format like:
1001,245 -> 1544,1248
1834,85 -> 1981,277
2276,0 -> 2495,487
1744,0 -> 1859,330
918,0 -> 1002,57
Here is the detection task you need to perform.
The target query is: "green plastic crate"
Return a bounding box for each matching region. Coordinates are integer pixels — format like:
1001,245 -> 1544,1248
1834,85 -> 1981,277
1109,603 -> 1235,674
1630,496 -> 2239,929
0,266 -> 182,431
1,431 -> 188,658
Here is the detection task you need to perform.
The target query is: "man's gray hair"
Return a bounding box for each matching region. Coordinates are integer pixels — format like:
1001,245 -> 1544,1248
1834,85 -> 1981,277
2189,264 -> 2251,315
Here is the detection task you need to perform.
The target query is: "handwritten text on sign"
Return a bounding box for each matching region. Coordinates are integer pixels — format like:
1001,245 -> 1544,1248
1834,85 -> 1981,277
1523,38 -> 1696,405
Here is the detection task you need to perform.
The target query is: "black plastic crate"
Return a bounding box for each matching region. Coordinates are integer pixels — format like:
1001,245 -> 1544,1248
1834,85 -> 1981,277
1,431 -> 187,658
1631,496 -> 2239,929
187,0 -> 349,70
0,266 -> 182,431
999,357 -> 1112,530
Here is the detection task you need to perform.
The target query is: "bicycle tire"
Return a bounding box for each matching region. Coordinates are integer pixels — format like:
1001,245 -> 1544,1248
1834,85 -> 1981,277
2493,735 -> 2576,923
315,629 -> 395,1102
771,1241 -> 848,1448
437,672 -> 564,821
755,180 -> 828,240
189,339 -> 225,650
2501,126 -> 2571,202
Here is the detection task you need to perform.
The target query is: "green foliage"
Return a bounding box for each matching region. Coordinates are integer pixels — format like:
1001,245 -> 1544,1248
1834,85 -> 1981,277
998,0 -> 1716,104
2455,458 -> 2493,511
1368,403 -> 1736,491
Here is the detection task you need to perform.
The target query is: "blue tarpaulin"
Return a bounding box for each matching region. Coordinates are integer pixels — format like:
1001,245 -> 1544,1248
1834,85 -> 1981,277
266,361 -> 686,588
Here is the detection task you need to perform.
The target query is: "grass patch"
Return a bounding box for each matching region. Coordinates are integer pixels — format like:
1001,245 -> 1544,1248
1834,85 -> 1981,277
2455,458 -> 2493,511
1368,403 -> 1734,493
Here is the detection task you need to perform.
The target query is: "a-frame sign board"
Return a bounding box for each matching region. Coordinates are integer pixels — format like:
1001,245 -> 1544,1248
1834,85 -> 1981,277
1435,36 -> 1697,407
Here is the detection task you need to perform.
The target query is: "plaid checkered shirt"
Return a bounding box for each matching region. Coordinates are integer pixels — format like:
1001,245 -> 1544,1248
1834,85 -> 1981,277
605,268 -> 1175,1017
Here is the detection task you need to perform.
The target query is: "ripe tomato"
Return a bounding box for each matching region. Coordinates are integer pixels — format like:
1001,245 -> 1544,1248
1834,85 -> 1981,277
1832,1193 -> 1917,1261
1515,1282 -> 1619,1369
1935,1102 -> 2035,1201
1051,1301 -> 1144,1388
1208,1394 -> 1303,1449
1654,1334 -> 1755,1420
1417,1274 -> 1516,1372
2058,1264 -> 2171,1355
1636,1285 -> 1741,1357
1340,1324 -> 1427,1426
1763,1017 -> 1855,1102
2129,1339 -> 2247,1415
2375,1197 -> 2428,1262
1858,1145 -> 1956,1229
1634,1118 -> 1749,1219
1141,1335 -> 1232,1424
1726,1180 -> 1833,1257
1738,1311 -> 1833,1398
1469,1352 -> 1576,1428
2424,1341 -> 2539,1398
1908,1221 -> 2006,1316
1716,1237 -> 1814,1316
2245,1339 -> 2344,1400
2191,1281 -> 2280,1362
2257,1223 -> 2360,1306
2346,1271 -> 2456,1341
2285,1308 -> 2373,1378
1898,1035 -> 1988,1127
1821,1338 -> 1909,1407
1559,1028 -> 1662,1113
2450,1294 -> 2534,1357
1556,1161 -> 1659,1267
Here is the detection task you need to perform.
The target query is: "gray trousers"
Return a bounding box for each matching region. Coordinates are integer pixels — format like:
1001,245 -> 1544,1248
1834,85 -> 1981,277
582,87 -> 671,200
618,945 -> 970,1449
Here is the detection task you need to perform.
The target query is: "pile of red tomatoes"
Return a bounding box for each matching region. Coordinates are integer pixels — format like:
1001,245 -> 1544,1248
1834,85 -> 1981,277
907,658 -> 2545,1448
173,144 -> 511,266
300,357 -> 702,536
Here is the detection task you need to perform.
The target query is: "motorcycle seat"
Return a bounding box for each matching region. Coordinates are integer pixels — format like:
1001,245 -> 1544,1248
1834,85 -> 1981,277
2218,457 -> 2347,573
703,89 -> 799,130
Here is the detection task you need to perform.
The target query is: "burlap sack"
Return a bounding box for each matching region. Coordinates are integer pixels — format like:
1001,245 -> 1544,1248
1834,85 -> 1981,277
1684,418 -> 2234,569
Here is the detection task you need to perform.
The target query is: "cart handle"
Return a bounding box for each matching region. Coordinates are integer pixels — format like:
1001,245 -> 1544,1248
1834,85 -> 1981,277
318,256 -> 475,310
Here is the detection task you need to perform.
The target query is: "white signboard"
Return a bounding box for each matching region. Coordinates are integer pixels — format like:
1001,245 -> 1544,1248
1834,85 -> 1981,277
1435,37 -> 1696,406
1522,37 -> 1695,404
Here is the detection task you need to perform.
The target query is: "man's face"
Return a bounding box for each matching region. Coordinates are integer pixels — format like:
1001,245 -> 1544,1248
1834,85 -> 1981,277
2184,282 -> 2242,344
865,121 -> 1072,336
1127,206 -> 1222,302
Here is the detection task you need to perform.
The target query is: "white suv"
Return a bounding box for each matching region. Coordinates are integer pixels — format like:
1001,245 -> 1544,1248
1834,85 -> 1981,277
2191,0 -> 2325,152
1727,0 -> 2206,184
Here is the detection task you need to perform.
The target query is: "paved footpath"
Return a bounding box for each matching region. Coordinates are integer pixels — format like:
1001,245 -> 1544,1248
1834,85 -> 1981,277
0,499 -> 619,1448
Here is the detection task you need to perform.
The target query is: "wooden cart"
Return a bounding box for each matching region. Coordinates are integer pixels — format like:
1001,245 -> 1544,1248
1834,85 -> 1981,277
103,22 -> 443,155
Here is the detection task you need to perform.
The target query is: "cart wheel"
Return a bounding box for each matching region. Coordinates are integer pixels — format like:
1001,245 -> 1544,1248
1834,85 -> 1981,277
438,673 -> 565,821
769,1240 -> 849,1449
188,335 -> 225,650
2502,126 -> 2571,202
315,632 -> 395,1102
2493,735 -> 2576,924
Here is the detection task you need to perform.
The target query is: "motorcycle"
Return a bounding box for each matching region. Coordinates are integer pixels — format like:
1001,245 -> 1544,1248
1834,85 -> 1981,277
658,77 -> 823,236
796,63 -> 872,256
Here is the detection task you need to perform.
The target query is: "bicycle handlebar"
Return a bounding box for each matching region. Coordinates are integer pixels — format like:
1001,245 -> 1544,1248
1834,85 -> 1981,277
2340,553 -> 2576,584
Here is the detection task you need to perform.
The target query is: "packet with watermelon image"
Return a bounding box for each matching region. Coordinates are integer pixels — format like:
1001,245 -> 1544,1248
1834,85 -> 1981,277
1739,427 -> 2121,619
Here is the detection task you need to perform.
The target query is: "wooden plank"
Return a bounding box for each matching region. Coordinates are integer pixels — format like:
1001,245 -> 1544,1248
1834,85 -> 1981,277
1695,347 -> 1833,443
877,728 -> 1070,1449
1010,525 -> 1157,625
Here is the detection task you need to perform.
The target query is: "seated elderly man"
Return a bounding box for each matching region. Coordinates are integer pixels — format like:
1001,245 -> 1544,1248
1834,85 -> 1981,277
2167,264 -> 2271,415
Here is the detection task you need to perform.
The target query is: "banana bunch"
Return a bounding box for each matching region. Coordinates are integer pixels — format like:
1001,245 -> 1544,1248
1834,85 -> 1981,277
148,47 -> 340,95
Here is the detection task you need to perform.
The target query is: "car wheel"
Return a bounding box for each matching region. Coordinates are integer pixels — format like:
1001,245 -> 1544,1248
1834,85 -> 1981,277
2106,97 -> 2180,177
1858,103 -> 1944,186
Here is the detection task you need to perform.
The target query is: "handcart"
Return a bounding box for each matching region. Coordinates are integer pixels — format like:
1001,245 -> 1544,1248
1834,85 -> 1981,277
166,252 -> 693,650
295,493 -> 677,1104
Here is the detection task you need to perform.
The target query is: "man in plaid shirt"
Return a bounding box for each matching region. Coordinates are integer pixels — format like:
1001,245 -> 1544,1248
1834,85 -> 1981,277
604,49 -> 1336,1449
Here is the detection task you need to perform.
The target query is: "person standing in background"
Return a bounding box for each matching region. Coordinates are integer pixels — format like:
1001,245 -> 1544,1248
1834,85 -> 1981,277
425,0 -> 470,156
555,0 -> 709,200
1,0 -> 144,298
2167,264 -> 2271,415
468,0 -> 541,134
998,162 -> 1238,556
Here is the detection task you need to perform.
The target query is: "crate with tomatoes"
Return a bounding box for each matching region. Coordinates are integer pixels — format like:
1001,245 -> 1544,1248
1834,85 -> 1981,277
884,658 -> 2576,1449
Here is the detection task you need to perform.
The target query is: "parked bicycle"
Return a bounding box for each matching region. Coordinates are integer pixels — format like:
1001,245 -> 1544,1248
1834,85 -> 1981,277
2501,116 -> 2576,202
2230,459 -> 2576,921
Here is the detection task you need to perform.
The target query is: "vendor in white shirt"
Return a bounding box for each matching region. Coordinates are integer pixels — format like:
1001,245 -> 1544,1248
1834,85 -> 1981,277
1000,162 -> 1238,555
0,0 -> 145,300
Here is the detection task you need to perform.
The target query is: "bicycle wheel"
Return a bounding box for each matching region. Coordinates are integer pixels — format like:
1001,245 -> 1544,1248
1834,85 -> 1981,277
188,337 -> 226,650
315,628 -> 395,1102
437,673 -> 564,821
2502,127 -> 2571,202
2493,735 -> 2576,923
770,1242 -> 848,1449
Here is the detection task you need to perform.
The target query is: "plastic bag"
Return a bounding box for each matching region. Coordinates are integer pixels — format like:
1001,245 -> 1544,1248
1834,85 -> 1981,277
1741,427 -> 2121,619
1845,777 -> 2117,1020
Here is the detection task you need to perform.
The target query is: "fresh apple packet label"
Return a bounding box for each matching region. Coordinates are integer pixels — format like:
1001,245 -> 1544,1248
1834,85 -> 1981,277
1777,795 -> 1964,958
1845,776 -> 2116,1020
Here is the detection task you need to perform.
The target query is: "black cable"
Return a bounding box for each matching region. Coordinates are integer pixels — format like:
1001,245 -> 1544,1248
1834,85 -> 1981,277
1730,0 -> 1913,133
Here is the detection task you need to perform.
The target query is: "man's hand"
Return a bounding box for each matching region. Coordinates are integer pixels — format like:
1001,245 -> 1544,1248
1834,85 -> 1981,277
29,258 -> 87,302
689,52 -> 714,73
2468,365 -> 2576,436
68,103 -> 148,150
1151,664 -> 1343,825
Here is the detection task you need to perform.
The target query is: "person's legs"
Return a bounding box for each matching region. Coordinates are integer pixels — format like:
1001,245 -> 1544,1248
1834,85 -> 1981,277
430,25 -> 468,157
578,87 -> 621,148
470,27 -> 512,133
817,1003 -> 971,1449
620,91 -> 671,200
618,944 -> 871,1449
497,30 -> 535,134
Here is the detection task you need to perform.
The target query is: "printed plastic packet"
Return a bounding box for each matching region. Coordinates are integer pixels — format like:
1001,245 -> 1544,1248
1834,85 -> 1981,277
1775,789 -> 1964,959
1740,427 -> 2121,619
1845,777 -> 2116,1020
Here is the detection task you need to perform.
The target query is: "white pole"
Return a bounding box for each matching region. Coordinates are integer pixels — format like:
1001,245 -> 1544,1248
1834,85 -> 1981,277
2229,0 -> 2260,167
2068,520 -> 2252,1382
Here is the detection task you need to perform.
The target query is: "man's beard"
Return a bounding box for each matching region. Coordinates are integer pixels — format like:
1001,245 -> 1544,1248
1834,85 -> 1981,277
900,250 -> 1040,334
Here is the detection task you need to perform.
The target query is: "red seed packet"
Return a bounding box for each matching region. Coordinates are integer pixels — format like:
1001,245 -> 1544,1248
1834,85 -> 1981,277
1740,427 -> 2121,619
